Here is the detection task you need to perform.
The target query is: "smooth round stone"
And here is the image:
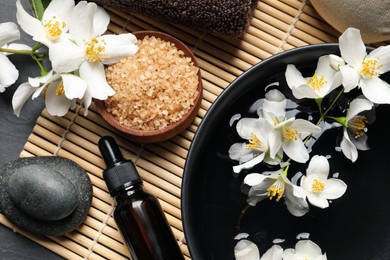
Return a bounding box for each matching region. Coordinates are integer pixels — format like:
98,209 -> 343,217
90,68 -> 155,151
0,156 -> 93,236
7,165 -> 78,221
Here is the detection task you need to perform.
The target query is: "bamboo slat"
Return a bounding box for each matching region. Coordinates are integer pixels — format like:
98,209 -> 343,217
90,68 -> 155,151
1,0 -> 388,259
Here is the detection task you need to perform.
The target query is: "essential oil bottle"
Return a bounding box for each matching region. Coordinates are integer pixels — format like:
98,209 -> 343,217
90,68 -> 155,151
98,136 -> 184,260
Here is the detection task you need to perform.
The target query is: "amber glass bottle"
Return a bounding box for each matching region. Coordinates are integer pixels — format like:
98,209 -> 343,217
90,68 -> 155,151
98,136 -> 184,260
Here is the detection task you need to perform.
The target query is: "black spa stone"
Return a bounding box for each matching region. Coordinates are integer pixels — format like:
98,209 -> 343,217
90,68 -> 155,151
7,165 -> 78,221
0,156 -> 93,236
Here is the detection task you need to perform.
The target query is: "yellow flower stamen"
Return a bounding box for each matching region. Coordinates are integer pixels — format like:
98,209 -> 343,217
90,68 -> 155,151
43,16 -> 66,41
360,58 -> 382,79
348,115 -> 368,138
246,132 -> 263,150
312,179 -> 325,192
55,82 -> 65,96
85,37 -> 110,62
283,127 -> 298,142
267,180 -> 284,202
306,73 -> 327,91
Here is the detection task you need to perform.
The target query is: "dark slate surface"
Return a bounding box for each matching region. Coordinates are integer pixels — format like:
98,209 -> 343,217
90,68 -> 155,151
0,1 -> 63,259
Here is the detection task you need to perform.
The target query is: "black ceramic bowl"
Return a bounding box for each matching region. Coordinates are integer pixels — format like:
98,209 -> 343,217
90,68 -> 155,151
182,44 -> 390,259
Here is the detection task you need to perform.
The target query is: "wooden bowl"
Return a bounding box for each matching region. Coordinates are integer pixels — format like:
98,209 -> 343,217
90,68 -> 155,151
94,31 -> 203,143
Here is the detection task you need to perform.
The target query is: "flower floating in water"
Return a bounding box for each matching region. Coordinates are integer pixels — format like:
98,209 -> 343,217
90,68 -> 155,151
339,97 -> 374,162
286,55 -> 342,99
244,169 -> 309,217
300,155 -> 347,208
335,27 -> 390,104
229,118 -> 273,174
228,26 -> 390,259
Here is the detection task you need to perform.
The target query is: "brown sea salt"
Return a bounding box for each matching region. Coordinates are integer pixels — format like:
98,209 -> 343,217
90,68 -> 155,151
105,36 -> 199,131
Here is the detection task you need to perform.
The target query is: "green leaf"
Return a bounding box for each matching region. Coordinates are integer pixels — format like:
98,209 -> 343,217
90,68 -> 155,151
29,0 -> 51,20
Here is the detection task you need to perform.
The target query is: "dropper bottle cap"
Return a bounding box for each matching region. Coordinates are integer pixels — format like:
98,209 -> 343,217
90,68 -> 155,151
98,136 -> 142,197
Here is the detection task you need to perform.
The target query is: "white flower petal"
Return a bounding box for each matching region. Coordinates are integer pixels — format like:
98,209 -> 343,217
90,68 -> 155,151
49,40 -> 85,73
290,119 -> 321,135
306,155 -> 329,178
93,6 -> 110,35
79,61 -> 115,99
101,34 -> 138,64
233,153 -> 265,173
339,65 -> 360,92
15,0 -> 47,45
234,239 -> 260,260
229,142 -> 252,161
282,249 -> 296,259
351,133 -> 370,151
83,91 -> 93,116
43,0 -> 74,22
292,83 -> 322,99
284,188 -> 309,216
322,178 -> 347,199
340,129 -> 358,162
339,27 -> 366,68
285,64 -> 307,89
295,240 -> 323,259
282,139 -> 309,163
269,130 -> 282,159
307,192 -> 329,208
0,54 -> 18,91
360,77 -> 390,104
260,245 -> 283,260
45,83 -> 73,116
263,100 -> 286,120
0,22 -> 20,46
28,70 -> 53,87
12,82 -> 36,117
346,98 -> 373,120
366,45 -> 390,74
70,1 -> 97,41
244,173 -> 267,186
62,74 -> 87,99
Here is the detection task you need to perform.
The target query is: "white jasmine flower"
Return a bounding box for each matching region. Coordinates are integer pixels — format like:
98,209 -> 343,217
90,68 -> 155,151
338,27 -> 390,104
285,55 -> 342,99
269,118 -> 321,164
234,239 -> 260,260
282,240 -> 327,260
12,71 -> 87,116
0,22 -> 22,92
340,98 -> 374,162
49,1 -> 138,111
229,118 -> 273,173
300,155 -> 347,208
256,89 -> 321,163
16,0 -> 74,46
244,169 -> 309,217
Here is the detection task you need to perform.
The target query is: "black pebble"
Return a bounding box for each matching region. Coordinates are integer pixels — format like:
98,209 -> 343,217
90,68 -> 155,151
7,164 -> 78,221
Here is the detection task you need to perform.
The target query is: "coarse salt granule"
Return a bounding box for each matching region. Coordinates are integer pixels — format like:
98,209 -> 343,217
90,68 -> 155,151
105,36 -> 199,131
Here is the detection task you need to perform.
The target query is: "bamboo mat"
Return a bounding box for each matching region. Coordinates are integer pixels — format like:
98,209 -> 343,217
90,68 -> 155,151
1,0 -> 388,259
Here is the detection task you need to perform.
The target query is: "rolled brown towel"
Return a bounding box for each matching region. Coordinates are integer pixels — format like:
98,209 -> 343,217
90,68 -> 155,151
90,0 -> 258,38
